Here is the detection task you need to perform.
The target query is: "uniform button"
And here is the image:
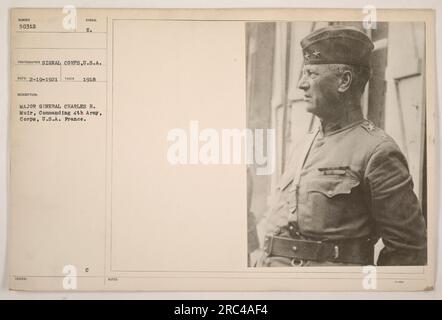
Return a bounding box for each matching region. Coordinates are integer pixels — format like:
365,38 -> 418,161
289,225 -> 294,230
327,190 -> 333,196
292,246 -> 297,251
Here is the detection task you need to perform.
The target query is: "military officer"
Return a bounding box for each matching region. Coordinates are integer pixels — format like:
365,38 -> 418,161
257,25 -> 427,267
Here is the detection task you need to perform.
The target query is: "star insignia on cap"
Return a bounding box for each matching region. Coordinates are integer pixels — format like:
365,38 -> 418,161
304,53 -> 310,60
312,49 -> 320,58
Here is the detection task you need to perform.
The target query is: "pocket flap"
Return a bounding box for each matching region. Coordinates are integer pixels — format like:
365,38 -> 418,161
307,178 -> 360,198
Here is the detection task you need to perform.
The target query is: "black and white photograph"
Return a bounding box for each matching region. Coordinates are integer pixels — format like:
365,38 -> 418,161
4,5 -> 439,295
247,21 -> 428,267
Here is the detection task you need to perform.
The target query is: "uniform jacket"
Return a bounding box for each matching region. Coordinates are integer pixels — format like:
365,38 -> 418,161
263,119 -> 427,266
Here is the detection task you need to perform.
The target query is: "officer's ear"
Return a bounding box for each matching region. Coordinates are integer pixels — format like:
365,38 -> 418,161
338,70 -> 352,93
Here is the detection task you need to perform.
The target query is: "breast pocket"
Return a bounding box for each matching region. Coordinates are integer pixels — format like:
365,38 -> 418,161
306,177 -> 361,227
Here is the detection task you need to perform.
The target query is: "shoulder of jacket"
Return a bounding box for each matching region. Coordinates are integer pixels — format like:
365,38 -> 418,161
354,120 -> 403,159
358,120 -> 392,142
357,121 -> 406,168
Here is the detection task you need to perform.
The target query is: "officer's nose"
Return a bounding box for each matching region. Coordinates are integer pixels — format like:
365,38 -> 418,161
297,75 -> 309,91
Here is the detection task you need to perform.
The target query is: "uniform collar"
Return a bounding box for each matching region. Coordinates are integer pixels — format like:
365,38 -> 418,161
318,107 -> 365,137
318,118 -> 365,137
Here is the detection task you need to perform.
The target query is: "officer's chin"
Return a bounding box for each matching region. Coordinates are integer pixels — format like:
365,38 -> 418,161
305,102 -> 315,113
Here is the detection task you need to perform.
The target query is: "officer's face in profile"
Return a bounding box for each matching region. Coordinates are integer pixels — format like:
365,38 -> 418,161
298,64 -> 341,119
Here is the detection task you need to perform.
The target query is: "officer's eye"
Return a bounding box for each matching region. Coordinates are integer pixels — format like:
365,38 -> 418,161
304,69 -> 318,78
